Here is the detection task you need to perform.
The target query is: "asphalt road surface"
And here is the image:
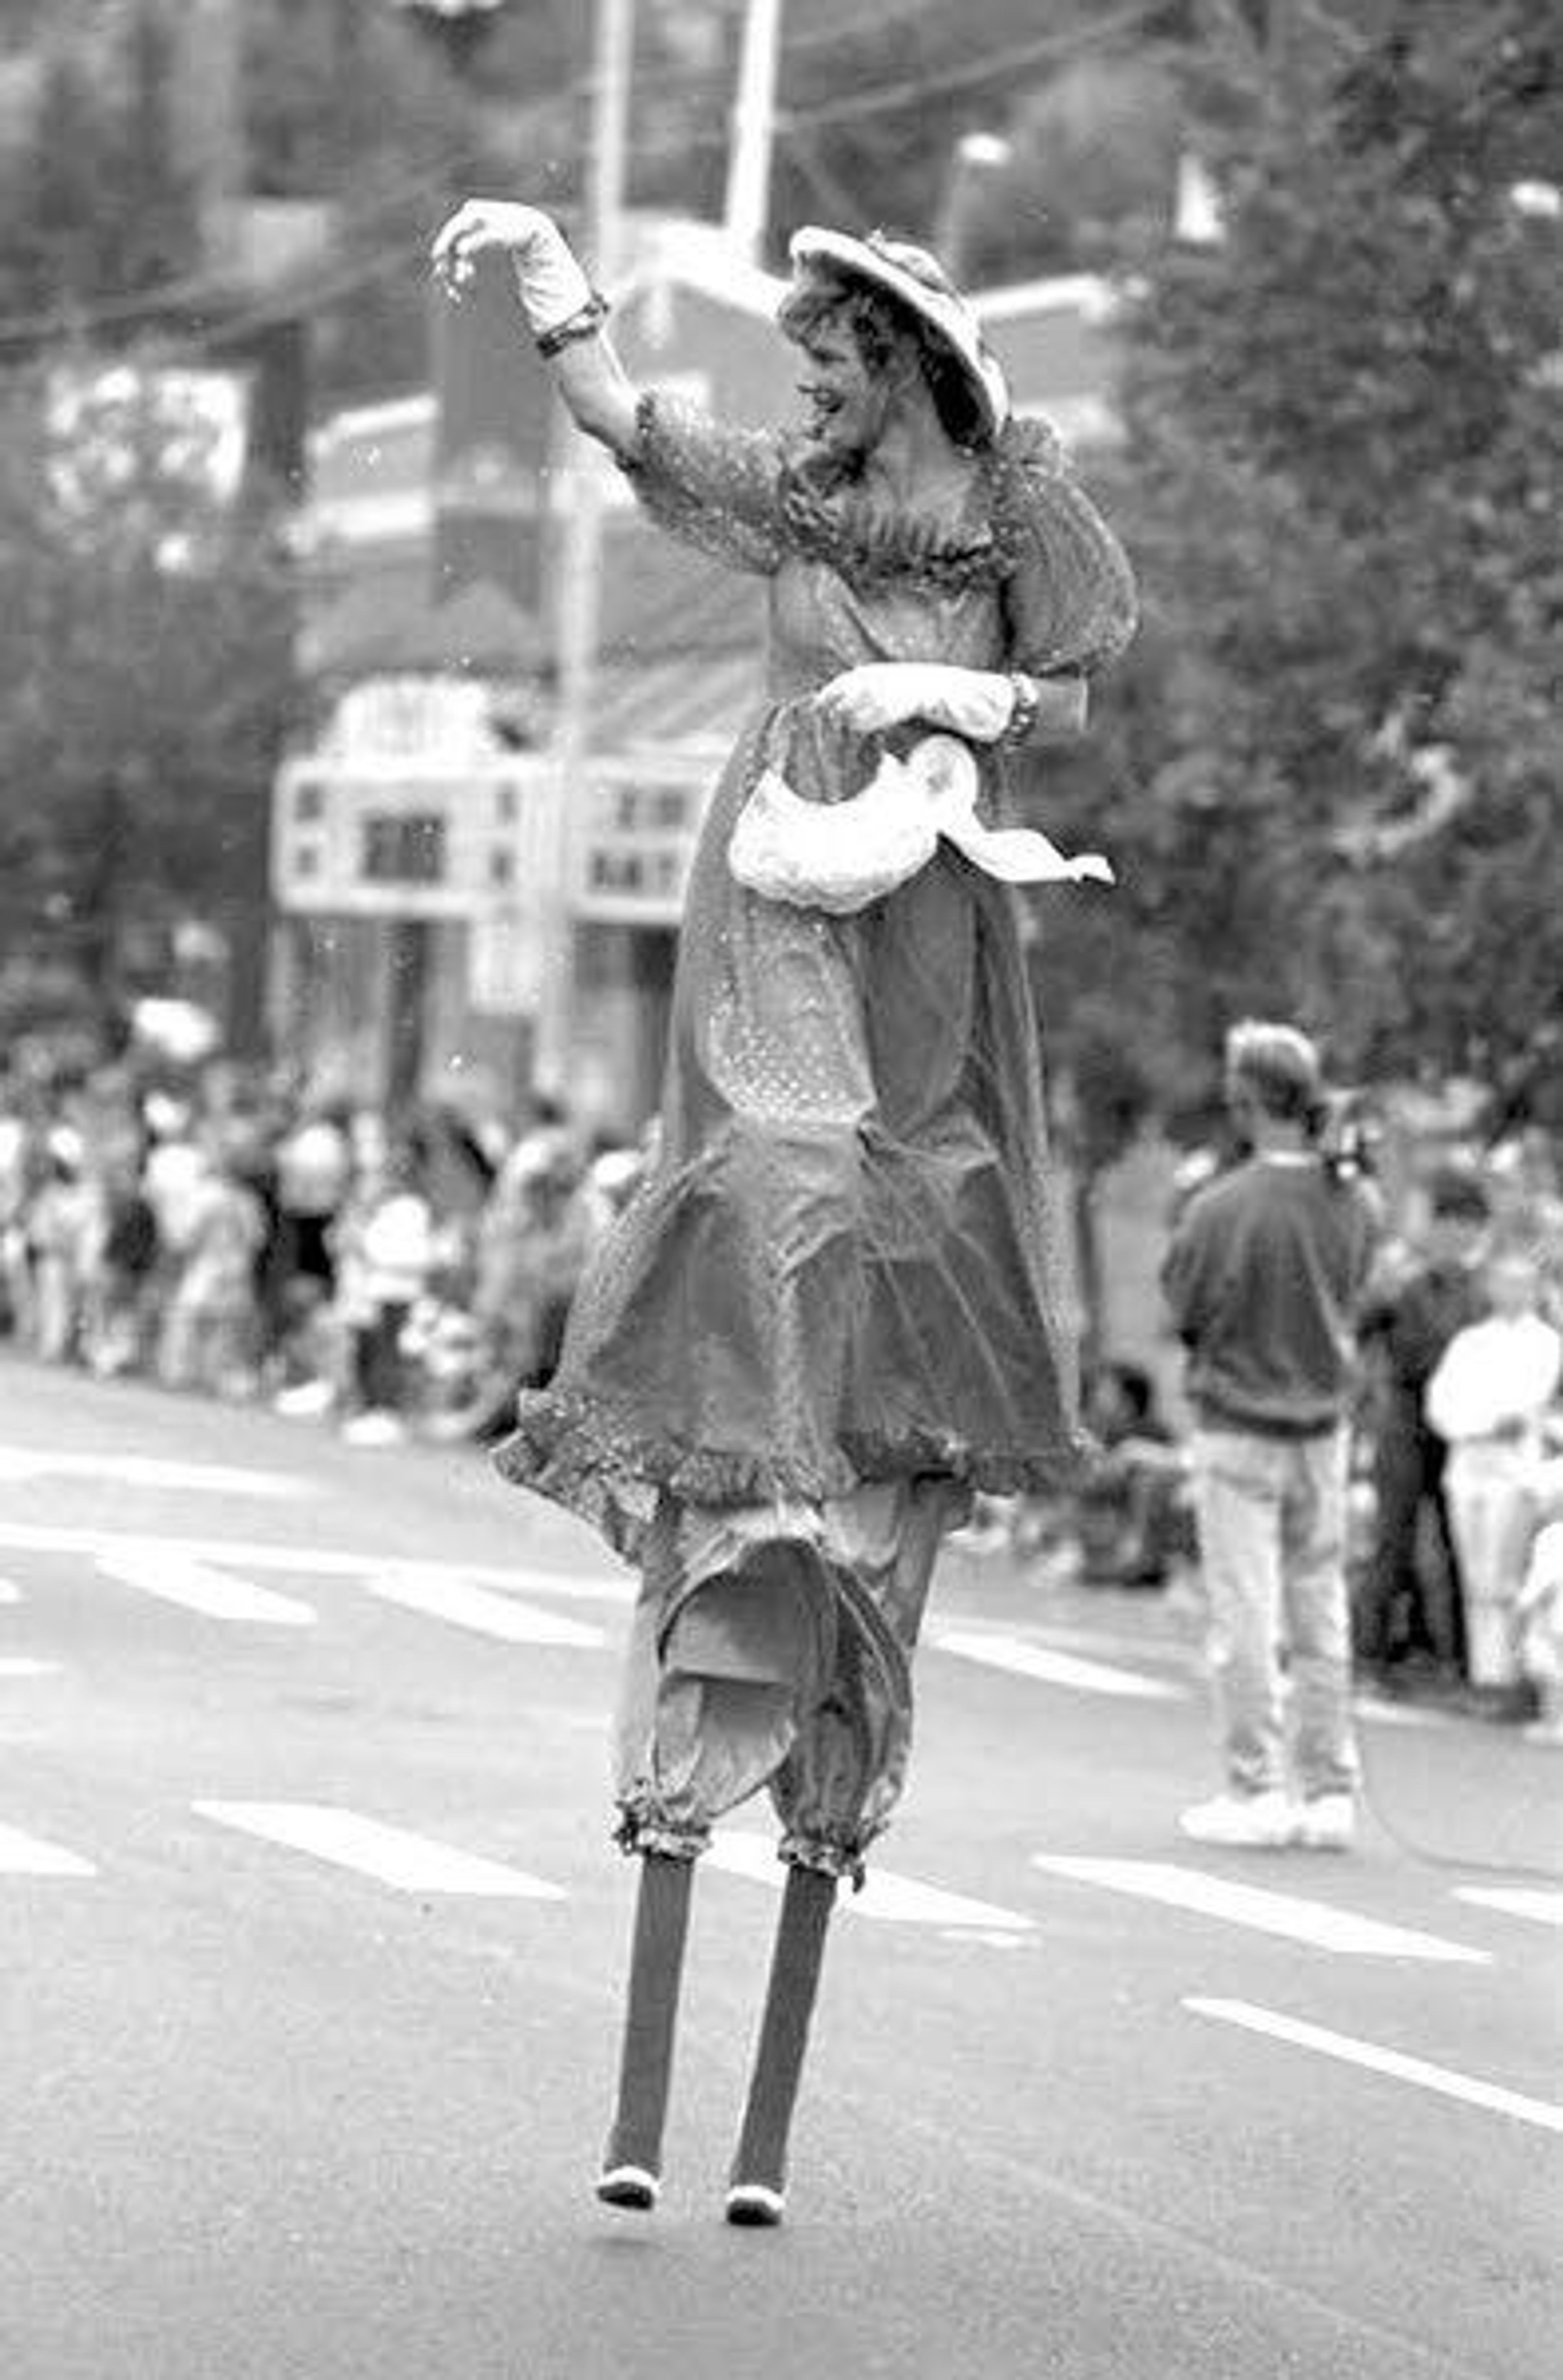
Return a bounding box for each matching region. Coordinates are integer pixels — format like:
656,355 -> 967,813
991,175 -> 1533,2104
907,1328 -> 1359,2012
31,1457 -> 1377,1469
1,1355 -> 1558,2380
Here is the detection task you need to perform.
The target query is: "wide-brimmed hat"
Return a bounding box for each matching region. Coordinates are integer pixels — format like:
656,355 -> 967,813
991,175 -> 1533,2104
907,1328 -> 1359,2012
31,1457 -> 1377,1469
787,226 -> 1010,441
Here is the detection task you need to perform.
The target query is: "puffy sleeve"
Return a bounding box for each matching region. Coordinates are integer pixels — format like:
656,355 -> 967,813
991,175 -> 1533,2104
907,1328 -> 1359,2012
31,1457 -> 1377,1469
998,422 -> 1138,682
619,391 -> 788,576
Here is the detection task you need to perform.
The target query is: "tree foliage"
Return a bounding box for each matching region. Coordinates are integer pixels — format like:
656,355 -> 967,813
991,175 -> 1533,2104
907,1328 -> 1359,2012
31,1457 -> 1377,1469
1094,0 -> 1562,1111
0,368 -> 296,1019
0,3 -> 201,327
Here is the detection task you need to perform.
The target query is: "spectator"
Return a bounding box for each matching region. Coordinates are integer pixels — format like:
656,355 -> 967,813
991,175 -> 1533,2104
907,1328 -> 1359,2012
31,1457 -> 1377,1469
25,1138 -> 94,1363
334,1136 -> 435,1446
268,1096 -> 354,1400
156,1147 -> 266,1398
1355,1167 -> 1492,1695
1425,1248 -> 1563,1697
82,1148 -> 160,1378
1161,1021 -> 1380,1851
1073,1361 -> 1190,1589
472,1122 -> 590,1391
1515,1483 -> 1563,1745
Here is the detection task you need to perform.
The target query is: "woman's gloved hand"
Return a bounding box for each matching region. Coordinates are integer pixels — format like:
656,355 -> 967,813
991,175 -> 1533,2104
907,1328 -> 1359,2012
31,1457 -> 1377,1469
431,199 -> 596,340
813,664 -> 1018,742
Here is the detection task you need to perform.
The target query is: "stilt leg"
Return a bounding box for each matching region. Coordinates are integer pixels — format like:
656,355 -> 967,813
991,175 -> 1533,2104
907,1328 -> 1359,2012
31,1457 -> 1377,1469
727,1862 -> 838,2222
597,1852 -> 694,2209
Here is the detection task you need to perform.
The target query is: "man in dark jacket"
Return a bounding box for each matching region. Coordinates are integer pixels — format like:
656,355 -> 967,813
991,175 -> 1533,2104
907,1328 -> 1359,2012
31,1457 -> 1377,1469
1162,1023 -> 1380,1850
1355,1168 -> 1491,1692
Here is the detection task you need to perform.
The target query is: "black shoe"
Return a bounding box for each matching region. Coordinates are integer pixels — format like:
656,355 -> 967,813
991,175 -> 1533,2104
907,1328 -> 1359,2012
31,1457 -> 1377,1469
596,2164 -> 659,2211
725,2182 -> 785,2227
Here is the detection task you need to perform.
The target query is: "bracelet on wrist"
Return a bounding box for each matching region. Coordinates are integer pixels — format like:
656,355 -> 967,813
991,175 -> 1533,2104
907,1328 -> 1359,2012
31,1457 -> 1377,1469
535,293 -> 611,358
1000,673 -> 1042,746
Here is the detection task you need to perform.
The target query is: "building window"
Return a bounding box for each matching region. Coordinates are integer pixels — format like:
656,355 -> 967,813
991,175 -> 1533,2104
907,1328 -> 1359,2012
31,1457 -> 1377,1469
488,847 -> 515,886
494,784 -> 518,825
293,779 -> 324,824
360,812 -> 447,885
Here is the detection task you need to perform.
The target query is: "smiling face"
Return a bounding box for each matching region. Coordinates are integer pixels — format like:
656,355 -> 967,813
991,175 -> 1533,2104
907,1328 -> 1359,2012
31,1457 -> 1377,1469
793,320 -> 889,462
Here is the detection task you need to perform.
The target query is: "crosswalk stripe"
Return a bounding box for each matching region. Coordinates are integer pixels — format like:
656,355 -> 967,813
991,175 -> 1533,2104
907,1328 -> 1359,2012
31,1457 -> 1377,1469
193,1802 -> 565,1898
1186,1997 -> 1563,2135
0,1658 -> 60,1677
1352,1695 -> 1459,1732
0,1577 -> 22,1603
1034,1857 -> 1490,1964
0,1820 -> 96,1877
0,1449 -> 307,1499
1454,1886 -> 1563,1930
0,1522 -> 629,1607
96,1552 -> 317,1628
369,1570 -> 605,1648
708,1829 -> 1034,1932
934,1628 -> 1185,1702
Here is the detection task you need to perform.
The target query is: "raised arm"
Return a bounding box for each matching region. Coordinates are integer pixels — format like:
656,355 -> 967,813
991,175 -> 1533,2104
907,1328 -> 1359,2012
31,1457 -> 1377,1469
431,199 -> 640,457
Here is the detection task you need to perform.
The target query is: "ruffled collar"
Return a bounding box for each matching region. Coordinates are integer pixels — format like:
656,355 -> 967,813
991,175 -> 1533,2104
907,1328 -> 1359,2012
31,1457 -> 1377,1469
777,418 -> 1065,591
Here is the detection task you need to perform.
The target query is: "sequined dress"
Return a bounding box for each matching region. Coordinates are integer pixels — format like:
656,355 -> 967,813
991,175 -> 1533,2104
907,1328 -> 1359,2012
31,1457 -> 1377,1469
496,394 -> 1136,1881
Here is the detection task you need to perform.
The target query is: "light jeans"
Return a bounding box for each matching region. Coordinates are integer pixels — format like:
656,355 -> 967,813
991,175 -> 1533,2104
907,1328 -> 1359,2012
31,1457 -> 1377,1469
1444,1441 -> 1537,1687
1189,1425 -> 1358,1800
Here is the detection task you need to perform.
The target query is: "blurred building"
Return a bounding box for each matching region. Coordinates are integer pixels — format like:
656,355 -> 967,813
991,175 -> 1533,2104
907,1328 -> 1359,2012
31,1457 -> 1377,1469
268,217 -> 1125,1129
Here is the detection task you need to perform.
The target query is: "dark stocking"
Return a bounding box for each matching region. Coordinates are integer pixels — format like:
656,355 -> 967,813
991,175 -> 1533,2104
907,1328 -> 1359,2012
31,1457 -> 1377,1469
729,1862 -> 838,2198
600,1852 -> 694,2188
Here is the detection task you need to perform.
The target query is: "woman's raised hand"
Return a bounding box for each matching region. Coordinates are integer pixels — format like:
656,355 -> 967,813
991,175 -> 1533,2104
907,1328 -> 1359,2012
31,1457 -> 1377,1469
431,199 -> 553,301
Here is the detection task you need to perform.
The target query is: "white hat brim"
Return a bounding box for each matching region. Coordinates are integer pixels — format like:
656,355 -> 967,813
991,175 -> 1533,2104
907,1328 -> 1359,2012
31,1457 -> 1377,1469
788,227 -> 1009,439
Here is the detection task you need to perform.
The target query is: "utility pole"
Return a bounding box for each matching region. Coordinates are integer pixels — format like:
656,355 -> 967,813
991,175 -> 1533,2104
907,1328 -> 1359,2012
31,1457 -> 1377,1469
724,0 -> 784,265
533,0 -> 634,1097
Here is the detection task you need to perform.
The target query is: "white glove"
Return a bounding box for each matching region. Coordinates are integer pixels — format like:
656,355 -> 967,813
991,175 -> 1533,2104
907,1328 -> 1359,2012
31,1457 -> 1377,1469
814,664 -> 1017,741
729,733 -> 1113,916
431,201 -> 595,339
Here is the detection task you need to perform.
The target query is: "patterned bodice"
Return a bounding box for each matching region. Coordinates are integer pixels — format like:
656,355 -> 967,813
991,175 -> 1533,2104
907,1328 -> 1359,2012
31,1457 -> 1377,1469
623,392 -> 1136,707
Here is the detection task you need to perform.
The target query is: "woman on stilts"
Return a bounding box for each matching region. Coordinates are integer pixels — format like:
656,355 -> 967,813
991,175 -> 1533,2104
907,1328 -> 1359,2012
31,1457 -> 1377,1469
431,197 -> 1136,2227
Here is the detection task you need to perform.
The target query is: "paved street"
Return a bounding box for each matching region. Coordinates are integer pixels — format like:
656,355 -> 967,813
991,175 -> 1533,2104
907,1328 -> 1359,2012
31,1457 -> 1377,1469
1,1354 -> 1558,2380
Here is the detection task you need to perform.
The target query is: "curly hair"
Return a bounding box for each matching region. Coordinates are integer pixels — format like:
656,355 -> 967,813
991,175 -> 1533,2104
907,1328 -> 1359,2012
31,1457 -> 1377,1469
776,260 -> 992,451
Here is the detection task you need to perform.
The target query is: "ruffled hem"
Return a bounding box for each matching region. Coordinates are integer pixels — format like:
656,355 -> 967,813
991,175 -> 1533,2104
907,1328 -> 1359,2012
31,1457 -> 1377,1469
778,1828 -> 869,1893
612,1800 -> 709,1863
492,1382 -> 1087,1563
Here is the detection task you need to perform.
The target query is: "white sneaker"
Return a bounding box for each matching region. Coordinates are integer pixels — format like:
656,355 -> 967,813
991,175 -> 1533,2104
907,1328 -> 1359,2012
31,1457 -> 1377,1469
274,1379 -> 335,1419
1178,1789 -> 1298,1849
1294,1792 -> 1357,1851
340,1411 -> 407,1448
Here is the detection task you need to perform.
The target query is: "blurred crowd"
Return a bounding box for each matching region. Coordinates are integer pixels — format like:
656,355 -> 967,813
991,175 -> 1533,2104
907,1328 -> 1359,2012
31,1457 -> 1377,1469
0,1058 -> 650,1450
970,1127 -> 1563,1743
4,1052 -> 1561,1739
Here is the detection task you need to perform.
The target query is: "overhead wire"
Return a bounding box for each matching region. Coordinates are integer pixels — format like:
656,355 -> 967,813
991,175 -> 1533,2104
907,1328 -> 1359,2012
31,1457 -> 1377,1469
775,0 -> 1162,132
0,4 -> 1165,356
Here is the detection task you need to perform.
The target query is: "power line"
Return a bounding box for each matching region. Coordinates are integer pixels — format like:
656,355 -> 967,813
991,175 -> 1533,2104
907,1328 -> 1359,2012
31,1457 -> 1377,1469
0,137 -> 493,353
776,0 -> 1161,132
0,7 -> 1163,355
782,0 -> 946,59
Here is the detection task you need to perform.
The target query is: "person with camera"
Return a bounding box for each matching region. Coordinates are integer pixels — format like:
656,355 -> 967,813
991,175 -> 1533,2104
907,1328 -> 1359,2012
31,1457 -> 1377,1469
1161,1022 -> 1381,1851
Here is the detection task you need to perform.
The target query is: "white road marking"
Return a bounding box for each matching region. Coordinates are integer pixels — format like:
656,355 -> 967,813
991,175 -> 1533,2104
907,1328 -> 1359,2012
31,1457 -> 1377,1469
193,1802 -> 565,1899
1352,1695 -> 1459,1731
95,1552 -> 317,1628
0,1820 -> 96,1877
0,1658 -> 60,1677
0,1577 -> 22,1603
934,1628 -> 1185,1702
709,1829 -> 1035,1932
0,1449 -> 307,1499
0,1522 -> 628,1606
1033,1857 -> 1490,1964
1186,1997 -> 1563,2136
1454,1886 -> 1563,1929
369,1570 -> 605,1649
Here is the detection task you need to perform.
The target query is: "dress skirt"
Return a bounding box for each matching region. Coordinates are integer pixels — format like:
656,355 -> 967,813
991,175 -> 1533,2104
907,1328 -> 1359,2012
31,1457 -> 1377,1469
495,698 -> 1084,1881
